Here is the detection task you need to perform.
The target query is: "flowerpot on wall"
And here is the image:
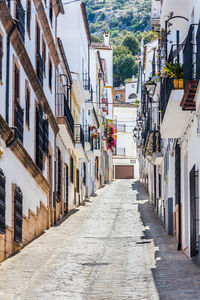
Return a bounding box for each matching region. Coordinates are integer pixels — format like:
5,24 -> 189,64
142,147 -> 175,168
174,79 -> 183,89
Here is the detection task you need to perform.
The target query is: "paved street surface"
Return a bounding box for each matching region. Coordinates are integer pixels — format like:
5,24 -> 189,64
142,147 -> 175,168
1,180 -> 200,300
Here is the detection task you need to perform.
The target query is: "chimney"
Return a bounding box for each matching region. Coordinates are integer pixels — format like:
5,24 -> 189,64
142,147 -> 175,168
104,32 -> 110,47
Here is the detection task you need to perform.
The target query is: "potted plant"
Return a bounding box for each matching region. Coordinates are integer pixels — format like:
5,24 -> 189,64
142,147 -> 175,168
161,61 -> 183,89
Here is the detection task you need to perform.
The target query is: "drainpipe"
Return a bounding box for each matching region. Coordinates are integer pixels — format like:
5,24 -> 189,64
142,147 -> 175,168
6,18 -> 16,123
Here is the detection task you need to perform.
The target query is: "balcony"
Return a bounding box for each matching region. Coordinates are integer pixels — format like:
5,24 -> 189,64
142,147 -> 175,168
74,124 -> 85,148
16,0 -> 25,43
114,148 -> 126,156
14,101 -> 24,144
56,93 -> 74,134
56,93 -> 74,148
160,89 -> 189,138
82,73 -> 90,91
37,54 -> 43,87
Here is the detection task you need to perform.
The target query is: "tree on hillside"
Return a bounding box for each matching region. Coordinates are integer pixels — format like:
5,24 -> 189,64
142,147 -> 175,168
114,53 -> 138,87
122,35 -> 139,56
113,45 -> 131,57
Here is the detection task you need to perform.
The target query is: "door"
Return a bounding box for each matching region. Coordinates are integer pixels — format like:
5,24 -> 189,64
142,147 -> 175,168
175,144 -> 181,250
65,165 -> 69,214
115,165 -> 134,179
190,165 -> 198,257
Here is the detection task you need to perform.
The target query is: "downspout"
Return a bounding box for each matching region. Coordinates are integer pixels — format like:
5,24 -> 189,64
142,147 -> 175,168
6,15 -> 16,123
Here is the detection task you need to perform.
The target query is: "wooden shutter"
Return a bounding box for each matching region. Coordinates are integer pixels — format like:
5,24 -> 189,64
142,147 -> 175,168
14,186 -> 23,243
15,101 -> 24,144
43,119 -> 49,155
36,104 -> 44,171
0,169 -> 6,234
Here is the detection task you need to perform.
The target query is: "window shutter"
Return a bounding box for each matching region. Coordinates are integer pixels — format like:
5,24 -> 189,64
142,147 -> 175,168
36,104 -> 44,171
0,169 -> 6,234
14,186 -> 23,243
43,119 -> 49,155
15,101 -> 24,144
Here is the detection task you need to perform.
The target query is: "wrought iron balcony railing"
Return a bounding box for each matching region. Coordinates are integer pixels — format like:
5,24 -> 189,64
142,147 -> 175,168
56,93 -> 74,134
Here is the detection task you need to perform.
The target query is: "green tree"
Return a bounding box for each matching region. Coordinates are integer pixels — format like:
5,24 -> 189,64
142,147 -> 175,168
113,45 -> 131,57
122,35 -> 139,56
114,53 -> 137,87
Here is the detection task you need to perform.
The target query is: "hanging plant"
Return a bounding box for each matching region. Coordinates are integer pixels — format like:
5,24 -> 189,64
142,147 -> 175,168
92,132 -> 99,139
104,122 -> 116,150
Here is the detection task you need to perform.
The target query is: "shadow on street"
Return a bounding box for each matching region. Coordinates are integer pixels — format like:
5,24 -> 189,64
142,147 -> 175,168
135,180 -> 200,300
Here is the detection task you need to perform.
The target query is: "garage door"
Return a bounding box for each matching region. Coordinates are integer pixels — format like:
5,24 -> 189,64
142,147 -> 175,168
115,165 -> 134,179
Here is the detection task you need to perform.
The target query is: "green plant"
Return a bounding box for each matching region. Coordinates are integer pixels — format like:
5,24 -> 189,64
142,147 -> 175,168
161,61 -> 183,79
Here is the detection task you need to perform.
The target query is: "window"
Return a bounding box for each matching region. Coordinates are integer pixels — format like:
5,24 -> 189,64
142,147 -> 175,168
49,0 -> 53,25
14,64 -> 24,143
70,156 -> 74,183
26,0 -> 31,37
42,39 -> 46,75
25,86 -> 30,127
0,169 -> 6,234
0,34 -> 3,82
35,103 -> 49,171
14,186 -> 23,243
49,58 -> 52,90
117,124 -> 126,132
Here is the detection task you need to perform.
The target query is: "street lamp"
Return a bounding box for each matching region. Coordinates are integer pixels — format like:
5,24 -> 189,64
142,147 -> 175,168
145,79 -> 157,98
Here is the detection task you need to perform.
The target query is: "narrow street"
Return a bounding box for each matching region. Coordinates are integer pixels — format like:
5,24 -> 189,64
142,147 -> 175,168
0,180 -> 200,300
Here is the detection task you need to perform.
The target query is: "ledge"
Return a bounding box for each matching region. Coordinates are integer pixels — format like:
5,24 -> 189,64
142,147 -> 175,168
0,2 -> 59,134
0,114 -> 51,194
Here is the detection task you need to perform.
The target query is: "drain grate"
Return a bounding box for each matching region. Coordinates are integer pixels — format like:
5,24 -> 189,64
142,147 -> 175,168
136,241 -> 151,245
81,262 -> 110,267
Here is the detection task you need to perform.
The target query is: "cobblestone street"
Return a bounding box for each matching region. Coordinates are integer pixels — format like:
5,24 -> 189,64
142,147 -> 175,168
0,180 -> 200,300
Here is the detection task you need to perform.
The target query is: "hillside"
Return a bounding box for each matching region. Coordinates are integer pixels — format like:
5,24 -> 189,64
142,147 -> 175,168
84,0 -> 151,43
